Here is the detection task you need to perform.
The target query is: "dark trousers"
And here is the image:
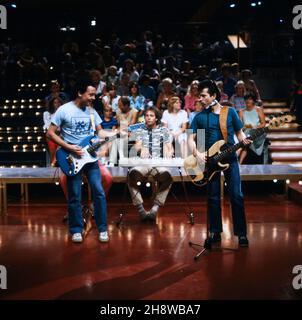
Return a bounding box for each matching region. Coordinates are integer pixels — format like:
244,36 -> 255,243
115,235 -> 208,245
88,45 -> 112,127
208,160 -> 247,236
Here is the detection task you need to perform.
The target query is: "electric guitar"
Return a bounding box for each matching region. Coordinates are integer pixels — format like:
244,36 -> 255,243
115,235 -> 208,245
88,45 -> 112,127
184,114 -> 294,186
56,134 -> 119,176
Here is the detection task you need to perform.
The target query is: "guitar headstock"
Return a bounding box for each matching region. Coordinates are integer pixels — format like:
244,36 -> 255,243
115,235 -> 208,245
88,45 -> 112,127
267,113 -> 294,129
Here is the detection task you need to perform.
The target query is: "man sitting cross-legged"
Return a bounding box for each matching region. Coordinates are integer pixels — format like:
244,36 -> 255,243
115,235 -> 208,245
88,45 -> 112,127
127,106 -> 174,222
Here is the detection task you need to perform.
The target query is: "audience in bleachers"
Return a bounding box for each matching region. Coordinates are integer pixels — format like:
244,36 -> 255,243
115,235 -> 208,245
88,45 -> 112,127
1,31 -> 274,167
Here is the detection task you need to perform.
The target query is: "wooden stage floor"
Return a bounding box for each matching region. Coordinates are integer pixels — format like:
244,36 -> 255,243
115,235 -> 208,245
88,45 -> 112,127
0,193 -> 301,300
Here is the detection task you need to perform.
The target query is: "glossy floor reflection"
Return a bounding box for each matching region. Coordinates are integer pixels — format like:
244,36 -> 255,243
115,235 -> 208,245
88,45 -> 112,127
0,194 -> 301,300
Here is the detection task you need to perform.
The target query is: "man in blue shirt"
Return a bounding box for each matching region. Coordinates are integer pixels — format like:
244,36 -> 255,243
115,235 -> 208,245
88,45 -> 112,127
47,79 -> 115,243
189,80 -> 251,247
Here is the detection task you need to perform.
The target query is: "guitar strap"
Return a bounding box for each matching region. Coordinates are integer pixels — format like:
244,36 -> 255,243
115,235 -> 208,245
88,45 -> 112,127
219,106 -> 229,143
88,106 -> 96,134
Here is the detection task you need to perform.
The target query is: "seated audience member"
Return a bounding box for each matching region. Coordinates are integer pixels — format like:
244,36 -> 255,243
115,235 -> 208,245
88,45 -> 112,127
108,97 -> 138,164
104,65 -> 119,86
43,97 -> 63,166
238,93 -> 266,164
156,78 -> 175,111
128,106 -> 174,221
117,72 -> 130,96
116,96 -> 138,127
90,69 -> 106,112
100,106 -> 118,130
139,75 -> 156,104
241,69 -> 262,106
45,80 -> 69,104
119,59 -> 140,82
216,63 -> 237,98
216,80 -> 229,104
128,81 -> 146,118
102,83 -> 121,113
100,106 -> 119,166
189,99 -> 204,126
176,73 -> 190,101
230,81 -> 247,112
162,96 -> 189,158
184,80 -> 200,113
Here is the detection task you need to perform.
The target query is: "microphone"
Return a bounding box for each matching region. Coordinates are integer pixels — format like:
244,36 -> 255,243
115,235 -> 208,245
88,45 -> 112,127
205,99 -> 218,112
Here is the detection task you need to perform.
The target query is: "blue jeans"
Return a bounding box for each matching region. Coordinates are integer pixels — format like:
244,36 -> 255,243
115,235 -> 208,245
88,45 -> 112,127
67,161 -> 107,234
208,160 -> 247,236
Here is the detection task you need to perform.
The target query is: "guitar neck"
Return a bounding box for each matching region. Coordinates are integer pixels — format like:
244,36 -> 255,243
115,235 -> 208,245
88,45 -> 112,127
214,127 -> 268,162
87,134 -> 119,153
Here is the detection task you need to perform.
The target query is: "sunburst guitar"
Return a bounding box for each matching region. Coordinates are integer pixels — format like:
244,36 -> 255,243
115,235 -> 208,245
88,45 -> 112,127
184,114 -> 294,186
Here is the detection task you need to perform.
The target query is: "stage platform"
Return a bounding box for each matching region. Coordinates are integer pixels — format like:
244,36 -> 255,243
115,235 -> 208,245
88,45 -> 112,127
1,165 -> 302,215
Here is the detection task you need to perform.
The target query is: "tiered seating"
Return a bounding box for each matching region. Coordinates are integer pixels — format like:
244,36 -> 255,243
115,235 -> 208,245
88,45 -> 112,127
0,84 -> 49,167
264,100 -> 302,165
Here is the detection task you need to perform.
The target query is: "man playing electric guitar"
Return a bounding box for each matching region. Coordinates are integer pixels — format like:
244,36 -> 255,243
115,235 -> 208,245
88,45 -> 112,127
188,80 -> 252,247
47,79 -> 116,243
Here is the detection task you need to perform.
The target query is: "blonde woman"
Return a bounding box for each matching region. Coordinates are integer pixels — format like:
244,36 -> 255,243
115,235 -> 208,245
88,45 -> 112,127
184,80 -> 199,113
161,96 -> 188,158
230,80 -> 247,112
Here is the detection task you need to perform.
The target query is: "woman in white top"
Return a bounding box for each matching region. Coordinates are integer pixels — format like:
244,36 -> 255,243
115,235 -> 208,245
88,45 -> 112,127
161,96 -> 189,158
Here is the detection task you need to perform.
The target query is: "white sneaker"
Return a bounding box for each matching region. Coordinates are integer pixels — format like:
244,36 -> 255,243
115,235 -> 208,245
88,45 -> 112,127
106,162 -> 115,167
99,231 -> 109,242
71,233 -> 83,243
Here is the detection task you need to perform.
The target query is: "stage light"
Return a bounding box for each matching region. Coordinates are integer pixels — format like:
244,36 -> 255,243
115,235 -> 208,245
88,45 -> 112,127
137,181 -> 141,186
279,19 -> 284,23
70,27 -> 76,31
258,1 -> 262,5
146,182 -> 151,188
11,4 -> 17,8
251,2 -> 256,6
50,66 -> 54,70
91,19 -> 96,26
230,3 -> 236,8
227,35 -> 247,48
299,181 -> 302,186
286,179 -> 290,184
273,179 -> 278,183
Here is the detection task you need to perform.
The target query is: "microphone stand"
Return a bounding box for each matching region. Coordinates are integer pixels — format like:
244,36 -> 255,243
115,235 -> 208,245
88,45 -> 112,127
189,101 -> 237,260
